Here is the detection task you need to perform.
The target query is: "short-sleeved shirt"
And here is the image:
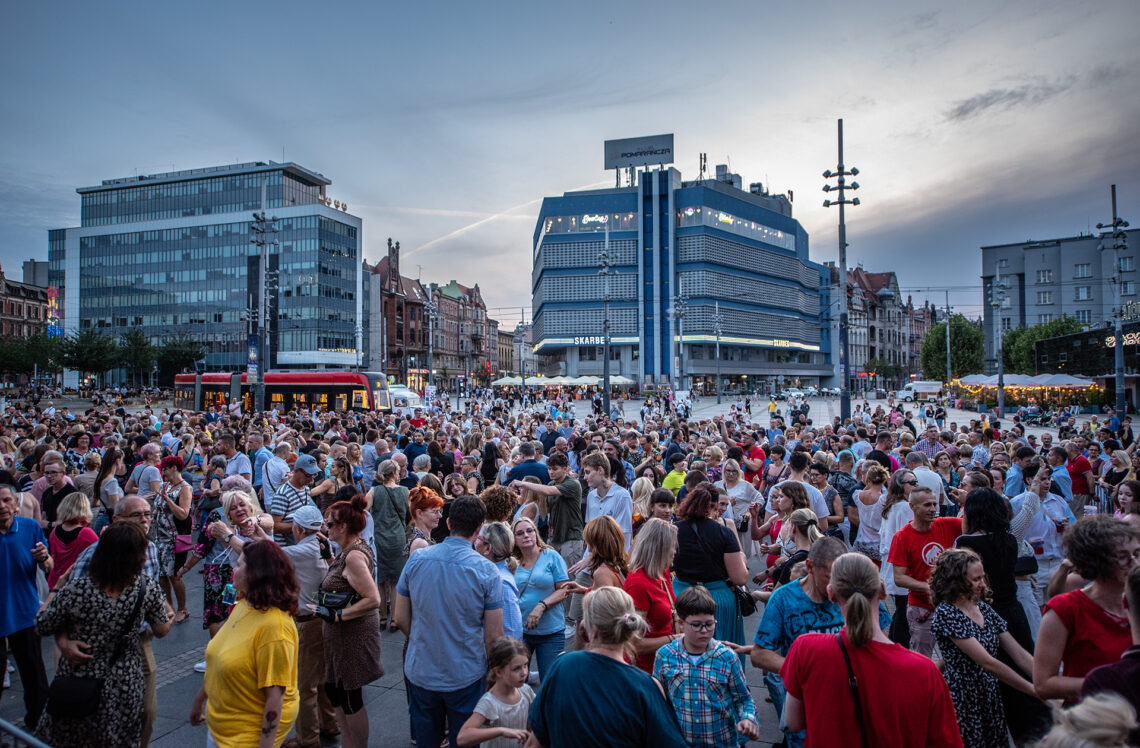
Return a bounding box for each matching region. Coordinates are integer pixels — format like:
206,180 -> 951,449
781,632 -> 963,748
513,548 -> 569,636
504,459 -> 550,485
673,518 -> 739,585
1044,588 -> 1132,680
129,463 -> 162,503
1066,455 -> 1093,494
754,578 -> 891,656
887,518 -> 963,609
204,600 -> 299,748
770,480 -> 831,523
623,568 -> 677,672
473,685 -> 535,748
586,482 -> 634,551
529,651 -> 688,748
547,477 -> 583,544
0,516 -> 48,637
397,536 -> 503,692
225,451 -> 252,478
269,482 -> 314,545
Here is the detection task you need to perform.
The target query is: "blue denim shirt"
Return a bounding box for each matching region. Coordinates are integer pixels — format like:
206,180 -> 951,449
397,535 -> 503,691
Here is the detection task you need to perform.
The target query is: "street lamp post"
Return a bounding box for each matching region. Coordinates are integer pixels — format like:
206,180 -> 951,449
714,301 -> 723,405
599,227 -> 612,417
823,118 -> 860,423
1097,184 -> 1131,414
425,285 -> 438,390
668,291 -> 687,392
249,179 -> 278,414
992,271 -> 1009,418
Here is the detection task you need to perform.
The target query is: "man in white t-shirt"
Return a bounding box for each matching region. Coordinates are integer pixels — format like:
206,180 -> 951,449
772,450 -> 831,532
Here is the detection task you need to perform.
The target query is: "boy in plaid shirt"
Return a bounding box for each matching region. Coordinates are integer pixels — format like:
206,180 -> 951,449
653,586 -> 759,746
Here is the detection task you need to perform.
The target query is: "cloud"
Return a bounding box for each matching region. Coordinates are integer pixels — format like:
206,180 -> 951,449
944,75 -> 1076,121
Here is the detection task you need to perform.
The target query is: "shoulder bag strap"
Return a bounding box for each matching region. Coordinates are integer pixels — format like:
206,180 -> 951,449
110,582 -> 147,666
837,633 -> 870,748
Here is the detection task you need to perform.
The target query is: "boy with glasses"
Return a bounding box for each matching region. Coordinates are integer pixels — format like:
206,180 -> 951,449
653,585 -> 759,746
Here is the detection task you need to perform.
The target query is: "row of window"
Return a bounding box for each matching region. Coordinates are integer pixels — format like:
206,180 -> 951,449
1037,283 -> 1132,304
676,206 -> 797,252
1022,258 -> 1134,282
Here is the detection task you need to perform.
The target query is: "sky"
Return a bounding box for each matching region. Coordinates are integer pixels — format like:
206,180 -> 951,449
2,0 -> 1138,329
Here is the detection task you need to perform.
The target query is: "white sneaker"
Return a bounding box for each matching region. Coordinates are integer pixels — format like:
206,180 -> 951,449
193,661 -> 207,673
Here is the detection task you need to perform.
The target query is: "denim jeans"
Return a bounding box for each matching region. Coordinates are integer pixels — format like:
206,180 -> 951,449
764,671 -> 805,748
523,630 -> 565,683
407,677 -> 484,748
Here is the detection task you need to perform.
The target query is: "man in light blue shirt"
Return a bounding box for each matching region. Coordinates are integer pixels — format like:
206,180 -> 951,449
1004,446 -> 1037,498
1046,446 -> 1074,504
395,496 -> 504,748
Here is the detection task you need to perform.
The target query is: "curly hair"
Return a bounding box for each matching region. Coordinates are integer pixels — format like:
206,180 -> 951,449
241,540 -> 299,616
1064,515 -> 1139,581
479,485 -> 518,523
929,547 -> 986,606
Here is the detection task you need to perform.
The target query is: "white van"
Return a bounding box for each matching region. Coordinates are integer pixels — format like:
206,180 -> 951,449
895,381 -> 943,402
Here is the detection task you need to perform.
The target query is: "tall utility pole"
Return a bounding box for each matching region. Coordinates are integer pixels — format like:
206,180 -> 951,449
992,270 -> 1009,418
249,180 -> 278,414
714,301 -> 723,404
669,291 -> 687,392
945,290 -> 952,384
1097,184 -> 1131,414
599,226 -> 612,417
823,119 -> 860,423
425,285 -> 437,388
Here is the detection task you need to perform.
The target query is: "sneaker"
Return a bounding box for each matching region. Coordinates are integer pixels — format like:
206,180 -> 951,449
2,671 -> 9,688
193,661 -> 207,673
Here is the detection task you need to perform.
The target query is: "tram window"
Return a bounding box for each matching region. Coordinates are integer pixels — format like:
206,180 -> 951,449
314,393 -> 329,408
270,392 -> 285,409
352,389 -> 367,409
241,392 -> 252,412
335,393 -> 348,411
294,392 -> 309,407
204,390 -> 227,408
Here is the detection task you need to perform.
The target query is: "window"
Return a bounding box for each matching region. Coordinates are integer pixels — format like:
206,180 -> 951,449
998,258 -> 1009,268
1038,314 -> 1054,324
1124,281 -> 1135,296
1075,286 -> 1092,301
1075,309 -> 1092,324
1120,256 -> 1135,272
1074,263 -> 1091,279
1001,318 -> 1012,331
1036,291 -> 1053,304
1036,269 -> 1053,283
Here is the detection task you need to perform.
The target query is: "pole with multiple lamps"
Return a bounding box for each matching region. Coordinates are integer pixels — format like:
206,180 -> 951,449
1097,184 -> 1131,414
823,118 -> 860,423
599,226 -> 612,417
714,301 -> 723,404
991,271 -> 1010,418
249,179 -> 278,414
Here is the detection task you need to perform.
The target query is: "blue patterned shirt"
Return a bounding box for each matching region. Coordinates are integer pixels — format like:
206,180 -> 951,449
653,638 -> 757,747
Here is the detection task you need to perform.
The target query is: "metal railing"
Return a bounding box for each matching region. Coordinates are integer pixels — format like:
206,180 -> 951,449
0,719 -> 51,748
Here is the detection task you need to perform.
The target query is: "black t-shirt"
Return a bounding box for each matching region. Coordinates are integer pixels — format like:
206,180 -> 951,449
673,518 -> 739,584
41,483 -> 74,525
866,449 -> 893,472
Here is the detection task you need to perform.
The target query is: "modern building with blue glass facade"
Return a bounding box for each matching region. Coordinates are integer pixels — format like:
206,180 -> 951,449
532,162 -> 832,391
49,162 -> 363,383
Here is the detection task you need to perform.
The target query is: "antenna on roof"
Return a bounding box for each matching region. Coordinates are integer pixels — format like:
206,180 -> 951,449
698,153 -> 707,180
416,264 -> 423,280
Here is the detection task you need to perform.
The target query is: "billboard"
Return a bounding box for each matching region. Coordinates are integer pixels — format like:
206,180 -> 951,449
604,134 -> 674,170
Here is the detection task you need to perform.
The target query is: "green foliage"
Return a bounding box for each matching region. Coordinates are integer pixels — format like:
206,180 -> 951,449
156,335 -> 207,376
0,333 -> 65,376
921,315 -> 984,380
1000,315 -> 1084,375
119,327 -> 157,386
63,330 -> 119,384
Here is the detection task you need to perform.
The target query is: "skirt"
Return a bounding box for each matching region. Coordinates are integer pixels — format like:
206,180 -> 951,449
672,579 -> 744,647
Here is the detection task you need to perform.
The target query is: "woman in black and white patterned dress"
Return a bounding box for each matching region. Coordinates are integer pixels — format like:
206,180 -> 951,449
930,548 -> 1039,748
35,523 -> 171,748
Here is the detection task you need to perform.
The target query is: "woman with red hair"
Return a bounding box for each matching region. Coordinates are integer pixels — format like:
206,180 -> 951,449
405,486 -> 444,556
314,494 -> 383,748
191,540 -> 300,747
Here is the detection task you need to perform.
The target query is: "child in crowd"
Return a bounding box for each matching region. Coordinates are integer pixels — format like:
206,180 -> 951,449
653,586 -> 759,746
457,638 -> 534,748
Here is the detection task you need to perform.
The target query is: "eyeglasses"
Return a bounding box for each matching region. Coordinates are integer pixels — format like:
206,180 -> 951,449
1112,548 -> 1140,566
902,479 -> 918,486
685,620 -> 715,632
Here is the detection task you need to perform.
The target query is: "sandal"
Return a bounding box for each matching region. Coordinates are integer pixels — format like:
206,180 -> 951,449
173,610 -> 191,624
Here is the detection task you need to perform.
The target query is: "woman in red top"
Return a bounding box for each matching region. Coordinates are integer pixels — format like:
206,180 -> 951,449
46,491 -> 99,588
1034,515 -> 1137,701
621,517 -> 679,672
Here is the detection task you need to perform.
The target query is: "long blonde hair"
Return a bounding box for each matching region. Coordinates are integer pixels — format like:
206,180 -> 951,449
628,517 -> 676,580
630,476 -> 655,519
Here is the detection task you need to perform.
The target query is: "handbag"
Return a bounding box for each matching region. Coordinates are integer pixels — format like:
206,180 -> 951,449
837,633 -> 871,748
315,589 -> 360,610
174,534 -> 195,554
46,583 -> 145,720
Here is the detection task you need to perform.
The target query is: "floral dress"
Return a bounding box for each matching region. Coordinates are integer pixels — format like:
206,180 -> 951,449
34,574 -> 168,748
193,508 -> 244,628
933,602 -> 1010,748
150,483 -> 181,576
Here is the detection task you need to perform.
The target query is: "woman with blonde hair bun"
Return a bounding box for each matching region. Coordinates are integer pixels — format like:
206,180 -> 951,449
1036,692 -> 1137,748
781,553 -> 960,746
528,586 -> 688,747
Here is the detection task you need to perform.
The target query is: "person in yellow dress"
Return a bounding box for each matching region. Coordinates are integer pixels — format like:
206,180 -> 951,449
191,541 -> 300,748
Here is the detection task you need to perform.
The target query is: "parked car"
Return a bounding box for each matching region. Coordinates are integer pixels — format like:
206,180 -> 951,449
803,387 -> 820,397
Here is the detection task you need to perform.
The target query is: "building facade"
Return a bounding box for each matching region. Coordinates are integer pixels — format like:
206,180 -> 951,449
427,280 -> 495,395
49,162 -> 363,381
497,329 -> 516,377
0,267 -> 50,339
531,160 -> 832,393
981,230 -> 1140,373
367,238 -> 429,389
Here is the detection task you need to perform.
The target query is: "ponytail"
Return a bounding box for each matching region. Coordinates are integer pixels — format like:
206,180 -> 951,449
829,553 -> 883,648
843,589 -> 874,647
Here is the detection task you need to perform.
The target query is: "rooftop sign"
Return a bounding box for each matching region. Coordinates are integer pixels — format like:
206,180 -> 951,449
604,134 -> 674,170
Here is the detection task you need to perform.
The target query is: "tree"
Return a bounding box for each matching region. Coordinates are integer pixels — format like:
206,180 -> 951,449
921,315 -> 984,380
63,330 -> 119,387
157,335 -> 207,383
7,333 -> 65,377
119,327 -> 157,387
1001,315 -> 1084,375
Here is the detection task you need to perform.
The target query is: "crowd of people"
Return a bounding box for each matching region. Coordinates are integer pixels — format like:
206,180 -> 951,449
1,388 -> 1139,747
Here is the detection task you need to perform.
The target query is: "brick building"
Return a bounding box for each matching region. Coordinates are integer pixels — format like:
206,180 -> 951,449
0,266 -> 50,339
366,239 -> 429,389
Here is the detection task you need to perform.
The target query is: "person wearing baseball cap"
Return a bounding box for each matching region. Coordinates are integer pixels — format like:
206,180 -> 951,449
268,454 -> 321,546
280,503 -> 335,747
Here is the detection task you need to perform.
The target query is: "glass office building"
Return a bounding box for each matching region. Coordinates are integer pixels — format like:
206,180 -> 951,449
50,162 -> 363,383
532,163 -> 833,392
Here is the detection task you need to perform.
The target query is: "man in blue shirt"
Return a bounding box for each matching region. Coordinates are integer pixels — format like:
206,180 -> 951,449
1005,446 -> 1037,498
246,430 -> 273,498
395,496 -> 504,748
751,538 -> 891,748
0,484 -> 52,726
1046,446 -> 1074,504
503,441 -> 550,484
